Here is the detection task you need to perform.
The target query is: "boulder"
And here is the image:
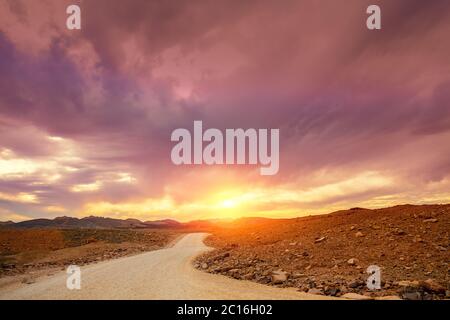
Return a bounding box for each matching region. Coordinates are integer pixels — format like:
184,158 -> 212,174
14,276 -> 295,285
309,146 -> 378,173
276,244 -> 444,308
271,270 -> 288,284
420,279 -> 446,294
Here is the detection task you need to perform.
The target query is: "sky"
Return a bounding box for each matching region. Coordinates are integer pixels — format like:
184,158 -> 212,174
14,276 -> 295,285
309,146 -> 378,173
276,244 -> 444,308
0,0 -> 450,222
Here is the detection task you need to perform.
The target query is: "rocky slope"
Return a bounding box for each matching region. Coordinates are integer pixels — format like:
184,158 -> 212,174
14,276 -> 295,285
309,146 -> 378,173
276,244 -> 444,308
195,204 -> 450,300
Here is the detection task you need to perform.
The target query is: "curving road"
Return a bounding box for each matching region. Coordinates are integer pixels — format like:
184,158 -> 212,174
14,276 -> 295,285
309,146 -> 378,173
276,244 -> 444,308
0,233 -> 333,300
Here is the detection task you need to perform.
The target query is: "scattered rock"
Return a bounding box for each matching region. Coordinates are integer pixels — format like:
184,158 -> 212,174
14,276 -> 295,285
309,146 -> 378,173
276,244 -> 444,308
221,252 -> 230,259
325,287 -> 340,296
349,280 -> 364,288
271,270 -> 288,284
314,236 -> 326,243
420,279 -> 446,294
393,228 -> 406,236
21,277 -> 36,285
339,285 -> 349,294
401,291 -> 422,300
201,263 -> 208,270
423,218 -> 438,223
242,273 -> 254,280
193,204 -> 449,300
307,288 -> 324,295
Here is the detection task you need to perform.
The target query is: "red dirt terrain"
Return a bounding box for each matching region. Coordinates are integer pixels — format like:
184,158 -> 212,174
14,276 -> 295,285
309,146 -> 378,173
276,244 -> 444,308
0,229 -> 179,279
195,204 -> 450,300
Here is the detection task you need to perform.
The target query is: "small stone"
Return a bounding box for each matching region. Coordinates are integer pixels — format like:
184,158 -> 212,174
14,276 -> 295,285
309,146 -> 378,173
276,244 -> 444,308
325,287 -> 339,296
402,291 -> 422,300
201,263 -> 208,269
314,236 -> 326,243
271,270 -> 288,284
394,229 -> 406,236
242,273 -> 254,280
349,280 -> 364,288
423,218 -> 438,223
21,277 -> 36,285
413,236 -> 424,243
347,258 -> 358,266
420,279 -> 446,294
355,231 -> 364,238
307,288 -> 324,295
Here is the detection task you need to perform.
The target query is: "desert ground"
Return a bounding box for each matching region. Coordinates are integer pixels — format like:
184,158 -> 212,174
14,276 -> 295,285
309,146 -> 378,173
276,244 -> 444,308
0,204 -> 448,300
196,204 -> 450,300
0,229 -> 180,279
0,233 -> 331,300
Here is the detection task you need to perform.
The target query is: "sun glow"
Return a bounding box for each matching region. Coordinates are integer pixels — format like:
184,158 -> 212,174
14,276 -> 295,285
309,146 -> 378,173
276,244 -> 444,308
74,171 -> 399,221
219,199 -> 238,209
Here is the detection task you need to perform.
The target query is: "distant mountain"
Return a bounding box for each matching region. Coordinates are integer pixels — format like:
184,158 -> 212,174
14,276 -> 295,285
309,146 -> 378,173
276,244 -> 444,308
144,219 -> 182,228
0,220 -> 14,227
0,215 -> 275,230
3,216 -> 184,229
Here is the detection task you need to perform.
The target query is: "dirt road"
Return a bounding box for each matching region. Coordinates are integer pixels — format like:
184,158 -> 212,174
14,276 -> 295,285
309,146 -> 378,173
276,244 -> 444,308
0,233 -> 332,300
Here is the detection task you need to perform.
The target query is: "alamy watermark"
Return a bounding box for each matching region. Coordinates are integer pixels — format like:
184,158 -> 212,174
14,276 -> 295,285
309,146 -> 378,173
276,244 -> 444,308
65,4 -> 380,32
66,265 -> 81,290
366,265 -> 381,290
171,121 -> 279,175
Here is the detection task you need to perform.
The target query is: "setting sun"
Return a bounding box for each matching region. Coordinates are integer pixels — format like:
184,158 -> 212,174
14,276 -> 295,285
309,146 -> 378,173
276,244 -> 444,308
219,199 -> 238,209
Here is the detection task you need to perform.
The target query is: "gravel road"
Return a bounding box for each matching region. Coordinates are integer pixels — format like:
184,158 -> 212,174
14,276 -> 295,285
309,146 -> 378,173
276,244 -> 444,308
0,233 -> 332,299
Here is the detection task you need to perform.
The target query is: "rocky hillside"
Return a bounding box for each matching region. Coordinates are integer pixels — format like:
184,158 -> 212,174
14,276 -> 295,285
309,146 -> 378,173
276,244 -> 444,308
195,204 -> 450,300
0,216 -> 183,229
0,216 -> 221,230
